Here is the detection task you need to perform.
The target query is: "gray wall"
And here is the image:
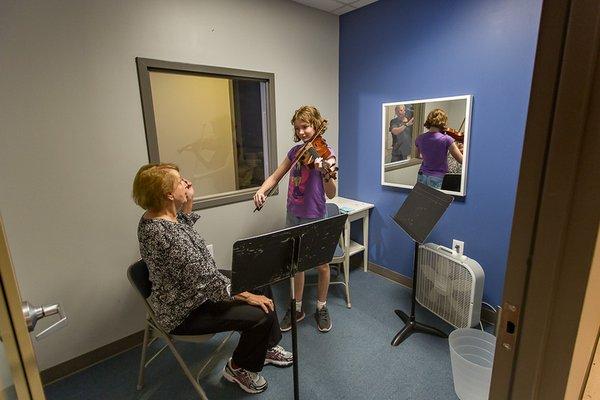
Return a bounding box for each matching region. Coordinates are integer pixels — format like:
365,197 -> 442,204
0,0 -> 339,369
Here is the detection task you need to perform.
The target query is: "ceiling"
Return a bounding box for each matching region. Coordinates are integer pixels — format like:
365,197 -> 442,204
291,0 -> 378,15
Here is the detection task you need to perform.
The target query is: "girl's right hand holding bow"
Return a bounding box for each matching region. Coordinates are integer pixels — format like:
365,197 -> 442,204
253,191 -> 267,209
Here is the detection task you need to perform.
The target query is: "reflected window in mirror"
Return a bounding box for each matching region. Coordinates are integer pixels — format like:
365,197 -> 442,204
381,95 -> 472,196
136,58 -> 278,209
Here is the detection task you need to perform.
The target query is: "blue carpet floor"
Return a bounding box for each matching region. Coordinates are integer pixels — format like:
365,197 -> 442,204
45,268 -> 466,399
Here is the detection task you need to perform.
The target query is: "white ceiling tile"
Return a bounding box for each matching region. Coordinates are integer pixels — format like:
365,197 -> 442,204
333,5 -> 355,15
291,0 -> 345,13
350,0 -> 378,8
290,0 -> 378,15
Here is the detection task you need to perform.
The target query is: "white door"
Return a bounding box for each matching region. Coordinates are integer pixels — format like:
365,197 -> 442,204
0,214 -> 66,400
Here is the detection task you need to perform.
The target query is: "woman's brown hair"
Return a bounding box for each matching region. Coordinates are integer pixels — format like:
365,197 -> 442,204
132,163 -> 180,211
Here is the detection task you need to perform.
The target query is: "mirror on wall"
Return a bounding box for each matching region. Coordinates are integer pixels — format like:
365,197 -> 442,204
381,95 -> 472,196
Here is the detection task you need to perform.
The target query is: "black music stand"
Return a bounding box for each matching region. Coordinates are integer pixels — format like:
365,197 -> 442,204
390,182 -> 454,346
231,213 -> 347,400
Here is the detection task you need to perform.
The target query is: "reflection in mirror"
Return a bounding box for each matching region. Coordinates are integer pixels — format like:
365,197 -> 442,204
136,58 -> 278,209
381,95 -> 472,196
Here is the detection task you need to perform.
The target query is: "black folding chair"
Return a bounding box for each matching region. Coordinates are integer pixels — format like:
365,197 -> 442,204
127,260 -> 233,400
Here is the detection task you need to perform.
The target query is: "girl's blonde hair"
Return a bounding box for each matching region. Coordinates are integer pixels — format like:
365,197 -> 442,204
291,105 -> 328,142
424,108 -> 448,131
132,163 -> 179,211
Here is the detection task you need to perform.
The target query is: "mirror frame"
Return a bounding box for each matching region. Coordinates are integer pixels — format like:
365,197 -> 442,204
380,94 -> 472,196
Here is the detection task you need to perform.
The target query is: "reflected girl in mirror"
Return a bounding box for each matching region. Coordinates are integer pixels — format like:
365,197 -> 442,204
415,109 -> 463,189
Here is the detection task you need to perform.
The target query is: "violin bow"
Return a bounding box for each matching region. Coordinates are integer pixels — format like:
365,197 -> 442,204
458,117 -> 465,132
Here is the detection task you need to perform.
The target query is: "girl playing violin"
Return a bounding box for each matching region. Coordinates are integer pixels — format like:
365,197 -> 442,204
415,108 -> 463,189
253,105 -> 337,333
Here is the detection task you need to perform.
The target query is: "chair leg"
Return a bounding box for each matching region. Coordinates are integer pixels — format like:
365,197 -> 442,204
137,322 -> 151,390
165,338 -> 209,400
343,262 -> 352,309
196,331 -> 234,381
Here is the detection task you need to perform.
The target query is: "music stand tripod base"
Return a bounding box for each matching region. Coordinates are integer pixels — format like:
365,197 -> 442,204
391,309 -> 448,346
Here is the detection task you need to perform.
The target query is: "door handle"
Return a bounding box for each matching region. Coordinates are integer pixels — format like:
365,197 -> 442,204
21,301 -> 68,340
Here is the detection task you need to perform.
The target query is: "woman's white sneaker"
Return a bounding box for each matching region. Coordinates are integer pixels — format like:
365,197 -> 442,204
264,345 -> 293,367
223,358 -> 268,394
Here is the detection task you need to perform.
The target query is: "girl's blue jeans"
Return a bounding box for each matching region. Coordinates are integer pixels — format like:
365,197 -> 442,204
417,173 -> 443,189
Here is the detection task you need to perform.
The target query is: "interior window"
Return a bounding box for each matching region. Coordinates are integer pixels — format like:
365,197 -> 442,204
136,58 -> 278,209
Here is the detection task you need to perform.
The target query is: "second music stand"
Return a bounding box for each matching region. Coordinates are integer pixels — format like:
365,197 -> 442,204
390,182 -> 454,346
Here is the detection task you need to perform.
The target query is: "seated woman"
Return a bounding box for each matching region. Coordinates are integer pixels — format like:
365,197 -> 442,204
132,163 -> 292,395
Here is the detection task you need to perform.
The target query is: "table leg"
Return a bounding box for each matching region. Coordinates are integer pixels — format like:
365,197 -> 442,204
343,237 -> 351,308
344,220 -> 351,284
363,213 -> 369,272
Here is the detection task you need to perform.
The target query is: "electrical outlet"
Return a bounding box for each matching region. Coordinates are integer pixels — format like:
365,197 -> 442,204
206,244 -> 214,258
452,239 -> 464,255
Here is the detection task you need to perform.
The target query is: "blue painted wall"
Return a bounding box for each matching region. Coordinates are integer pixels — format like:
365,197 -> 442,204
339,0 -> 543,306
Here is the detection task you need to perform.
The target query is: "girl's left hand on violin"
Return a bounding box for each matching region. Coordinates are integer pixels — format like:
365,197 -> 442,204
314,157 -> 338,180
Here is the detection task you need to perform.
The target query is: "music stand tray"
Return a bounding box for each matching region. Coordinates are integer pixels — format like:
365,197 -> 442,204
391,182 -> 453,346
231,213 -> 347,400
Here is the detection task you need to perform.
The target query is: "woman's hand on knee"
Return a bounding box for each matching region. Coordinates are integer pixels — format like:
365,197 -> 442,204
245,294 -> 274,313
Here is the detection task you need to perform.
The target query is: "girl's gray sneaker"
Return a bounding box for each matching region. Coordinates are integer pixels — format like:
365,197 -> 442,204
315,305 -> 332,332
280,308 -> 306,332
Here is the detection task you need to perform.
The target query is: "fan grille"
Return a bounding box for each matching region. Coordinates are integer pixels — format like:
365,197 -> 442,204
416,246 -> 473,328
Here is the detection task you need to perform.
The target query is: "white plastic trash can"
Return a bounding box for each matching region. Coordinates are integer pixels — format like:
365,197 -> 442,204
449,328 -> 496,400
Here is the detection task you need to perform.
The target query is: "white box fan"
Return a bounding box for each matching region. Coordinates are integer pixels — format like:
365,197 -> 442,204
416,243 -> 484,328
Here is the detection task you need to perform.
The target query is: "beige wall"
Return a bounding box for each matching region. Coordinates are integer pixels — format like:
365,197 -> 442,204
0,0 -> 338,369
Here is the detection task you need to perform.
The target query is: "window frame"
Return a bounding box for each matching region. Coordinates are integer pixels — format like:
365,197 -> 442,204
135,57 -> 278,210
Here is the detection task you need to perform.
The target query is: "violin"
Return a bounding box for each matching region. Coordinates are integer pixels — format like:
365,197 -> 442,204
444,127 -> 464,143
298,135 -> 338,182
443,117 -> 465,143
253,122 -> 337,212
